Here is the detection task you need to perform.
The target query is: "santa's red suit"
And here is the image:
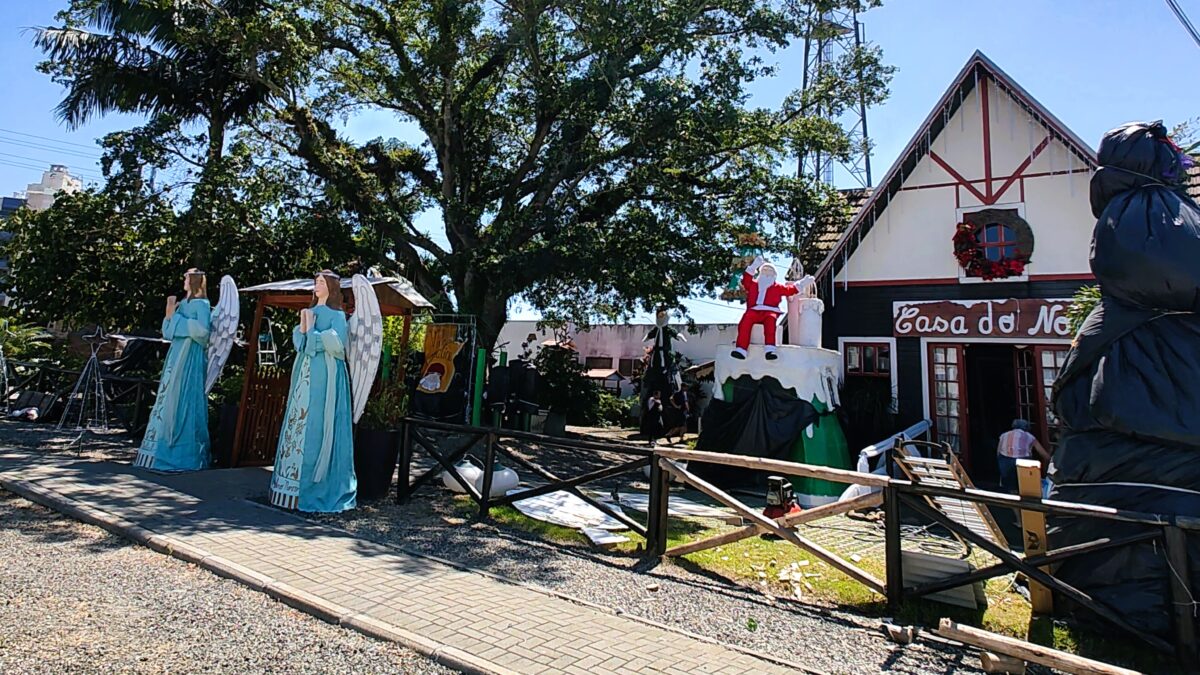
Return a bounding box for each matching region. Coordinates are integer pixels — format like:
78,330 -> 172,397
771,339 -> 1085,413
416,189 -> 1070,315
732,258 -> 813,359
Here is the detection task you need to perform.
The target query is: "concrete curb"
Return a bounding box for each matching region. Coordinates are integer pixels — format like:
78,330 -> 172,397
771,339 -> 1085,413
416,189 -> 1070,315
0,475 -> 514,675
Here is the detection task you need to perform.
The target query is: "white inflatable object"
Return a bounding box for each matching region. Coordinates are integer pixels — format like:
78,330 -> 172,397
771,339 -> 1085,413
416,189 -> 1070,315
441,458 -> 483,493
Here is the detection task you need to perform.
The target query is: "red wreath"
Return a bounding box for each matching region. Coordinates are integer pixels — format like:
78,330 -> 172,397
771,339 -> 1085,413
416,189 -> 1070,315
953,223 -> 1028,280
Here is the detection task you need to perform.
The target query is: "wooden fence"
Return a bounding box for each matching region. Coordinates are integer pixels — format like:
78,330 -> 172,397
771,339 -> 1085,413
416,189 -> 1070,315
4,359 -> 158,433
398,417 -> 653,539
396,417 -> 1199,665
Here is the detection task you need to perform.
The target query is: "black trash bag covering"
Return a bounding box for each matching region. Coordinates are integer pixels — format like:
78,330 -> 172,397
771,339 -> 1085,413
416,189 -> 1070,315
1053,298 -> 1200,447
1089,121 -> 1200,312
692,375 -> 818,488
1047,482 -> 1200,639
1050,430 -> 1200,489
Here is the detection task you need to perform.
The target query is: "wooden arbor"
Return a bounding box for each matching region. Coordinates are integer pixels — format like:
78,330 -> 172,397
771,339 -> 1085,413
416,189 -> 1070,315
228,276 -> 433,467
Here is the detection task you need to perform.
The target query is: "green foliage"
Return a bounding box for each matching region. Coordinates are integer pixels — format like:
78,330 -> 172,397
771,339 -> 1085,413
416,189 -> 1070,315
533,345 -> 599,422
1,173 -> 358,332
359,379 -> 409,430
273,0 -> 893,347
1066,285 -> 1102,336
27,0 -> 895,350
593,391 -> 634,427
0,320 -> 52,361
2,190 -> 183,331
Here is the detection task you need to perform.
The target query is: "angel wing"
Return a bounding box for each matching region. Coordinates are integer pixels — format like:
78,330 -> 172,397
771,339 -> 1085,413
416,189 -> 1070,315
205,276 -> 240,394
347,273 -> 384,424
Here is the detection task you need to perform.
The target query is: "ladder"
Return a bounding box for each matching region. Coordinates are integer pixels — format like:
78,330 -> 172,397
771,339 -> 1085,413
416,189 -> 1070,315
892,440 -> 1009,551
257,317 -> 278,367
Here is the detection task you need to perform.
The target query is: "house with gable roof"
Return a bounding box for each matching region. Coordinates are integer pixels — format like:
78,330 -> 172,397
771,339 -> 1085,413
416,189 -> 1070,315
813,51 -> 1098,484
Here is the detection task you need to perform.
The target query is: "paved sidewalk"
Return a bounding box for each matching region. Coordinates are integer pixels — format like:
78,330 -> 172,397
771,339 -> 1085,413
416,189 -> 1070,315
0,450 -> 800,675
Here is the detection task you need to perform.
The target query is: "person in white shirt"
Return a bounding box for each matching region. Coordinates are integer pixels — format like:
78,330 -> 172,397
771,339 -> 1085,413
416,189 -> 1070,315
997,419 -> 1051,492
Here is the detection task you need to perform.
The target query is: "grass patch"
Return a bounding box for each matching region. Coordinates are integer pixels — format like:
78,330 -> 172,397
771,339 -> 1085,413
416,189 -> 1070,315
459,493 -> 1169,671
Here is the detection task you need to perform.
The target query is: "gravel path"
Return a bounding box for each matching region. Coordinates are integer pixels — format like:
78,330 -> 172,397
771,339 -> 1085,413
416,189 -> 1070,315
314,492 -> 985,674
0,490 -> 454,675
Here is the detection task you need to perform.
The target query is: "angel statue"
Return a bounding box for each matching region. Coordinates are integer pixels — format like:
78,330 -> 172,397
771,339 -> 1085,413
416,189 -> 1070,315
269,271 -> 383,513
135,270 -> 240,472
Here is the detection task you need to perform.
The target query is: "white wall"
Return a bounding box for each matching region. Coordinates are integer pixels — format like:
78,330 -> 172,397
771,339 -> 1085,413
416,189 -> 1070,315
496,320 -> 739,369
25,165 -> 82,212
834,79 -> 1094,284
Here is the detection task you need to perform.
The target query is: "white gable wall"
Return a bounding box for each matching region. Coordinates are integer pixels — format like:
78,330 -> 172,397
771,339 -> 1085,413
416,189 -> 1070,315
834,78 -> 1094,284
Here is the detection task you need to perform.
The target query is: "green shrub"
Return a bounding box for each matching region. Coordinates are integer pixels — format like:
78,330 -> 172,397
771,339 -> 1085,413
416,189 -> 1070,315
533,345 -> 599,424
1066,285 -> 1101,336
593,391 -> 633,427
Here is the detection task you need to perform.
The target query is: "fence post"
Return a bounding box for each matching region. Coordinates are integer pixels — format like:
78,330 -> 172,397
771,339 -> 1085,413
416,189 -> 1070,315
395,422 -> 413,504
1165,525 -> 1197,663
646,456 -> 669,558
1016,458 -> 1053,614
885,485 -> 903,609
477,431 -> 496,520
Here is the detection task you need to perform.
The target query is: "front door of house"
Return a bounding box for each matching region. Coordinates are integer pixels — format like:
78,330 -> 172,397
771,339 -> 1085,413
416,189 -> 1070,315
928,343 -> 968,460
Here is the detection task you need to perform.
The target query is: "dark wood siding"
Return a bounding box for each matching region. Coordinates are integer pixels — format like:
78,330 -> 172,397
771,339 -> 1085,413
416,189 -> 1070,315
824,280 -> 1089,431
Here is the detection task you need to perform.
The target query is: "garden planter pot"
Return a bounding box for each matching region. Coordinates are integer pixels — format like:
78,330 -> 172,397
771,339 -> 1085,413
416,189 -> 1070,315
354,427 -> 402,501
543,411 -> 567,437
212,402 -> 238,468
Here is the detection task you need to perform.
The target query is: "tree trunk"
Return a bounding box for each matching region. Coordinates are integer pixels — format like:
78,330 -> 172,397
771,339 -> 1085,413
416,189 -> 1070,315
186,114 -> 227,268
454,271 -> 510,361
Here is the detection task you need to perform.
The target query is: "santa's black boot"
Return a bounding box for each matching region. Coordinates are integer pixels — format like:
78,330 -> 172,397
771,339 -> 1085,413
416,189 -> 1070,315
765,351 -> 778,361
730,350 -> 746,360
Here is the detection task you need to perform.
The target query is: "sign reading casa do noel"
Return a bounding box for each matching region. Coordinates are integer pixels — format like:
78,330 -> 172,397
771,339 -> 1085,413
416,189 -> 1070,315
892,298 -> 1073,339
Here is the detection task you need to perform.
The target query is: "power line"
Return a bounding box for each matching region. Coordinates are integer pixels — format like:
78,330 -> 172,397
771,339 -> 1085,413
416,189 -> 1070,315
0,160 -> 102,185
0,127 -> 103,152
0,137 -> 102,161
1166,0 -> 1200,49
0,151 -> 102,181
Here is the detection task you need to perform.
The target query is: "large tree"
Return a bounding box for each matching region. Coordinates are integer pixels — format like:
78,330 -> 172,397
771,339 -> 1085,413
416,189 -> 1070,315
2,128 -> 361,331
270,0 -> 891,349
33,0 -> 306,265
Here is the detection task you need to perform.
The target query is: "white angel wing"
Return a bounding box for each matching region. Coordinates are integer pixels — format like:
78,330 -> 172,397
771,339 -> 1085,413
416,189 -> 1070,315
347,273 -> 384,423
205,275 -> 240,394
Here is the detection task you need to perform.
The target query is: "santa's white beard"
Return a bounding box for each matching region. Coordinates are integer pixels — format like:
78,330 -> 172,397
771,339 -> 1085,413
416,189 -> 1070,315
756,271 -> 776,306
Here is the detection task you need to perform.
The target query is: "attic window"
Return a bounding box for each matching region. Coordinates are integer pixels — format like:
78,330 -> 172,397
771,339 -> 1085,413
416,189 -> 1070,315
980,223 -> 1018,261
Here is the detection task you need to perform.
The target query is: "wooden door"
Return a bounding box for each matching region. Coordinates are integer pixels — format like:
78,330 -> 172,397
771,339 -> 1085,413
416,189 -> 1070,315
232,364 -> 292,466
1034,346 -> 1070,455
928,343 -> 969,460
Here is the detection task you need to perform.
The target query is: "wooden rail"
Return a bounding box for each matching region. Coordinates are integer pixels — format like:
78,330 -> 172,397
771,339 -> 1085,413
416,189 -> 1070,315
388,419 -> 1197,665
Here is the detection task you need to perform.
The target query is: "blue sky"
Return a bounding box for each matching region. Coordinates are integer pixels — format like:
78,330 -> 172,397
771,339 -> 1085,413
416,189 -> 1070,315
1,0 -> 1197,323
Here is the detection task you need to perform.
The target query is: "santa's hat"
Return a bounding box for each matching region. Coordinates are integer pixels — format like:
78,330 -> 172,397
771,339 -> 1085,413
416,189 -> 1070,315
758,262 -> 777,278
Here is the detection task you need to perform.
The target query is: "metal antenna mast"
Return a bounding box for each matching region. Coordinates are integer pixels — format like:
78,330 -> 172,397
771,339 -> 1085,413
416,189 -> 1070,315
797,6 -> 874,190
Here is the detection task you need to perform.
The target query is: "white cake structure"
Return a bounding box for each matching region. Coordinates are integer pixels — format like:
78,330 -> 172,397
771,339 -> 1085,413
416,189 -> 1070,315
713,344 -> 841,408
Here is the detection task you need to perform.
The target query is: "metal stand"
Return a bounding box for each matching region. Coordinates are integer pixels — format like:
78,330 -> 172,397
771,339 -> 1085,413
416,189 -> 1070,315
57,327 -> 109,432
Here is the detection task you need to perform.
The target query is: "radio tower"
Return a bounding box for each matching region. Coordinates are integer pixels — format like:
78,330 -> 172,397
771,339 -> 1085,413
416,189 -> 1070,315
797,6 -> 874,190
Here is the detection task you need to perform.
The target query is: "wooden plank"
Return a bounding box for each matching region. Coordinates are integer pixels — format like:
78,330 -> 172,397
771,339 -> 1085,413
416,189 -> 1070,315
902,550 -> 978,609
904,495 -> 1172,653
662,459 -> 886,595
896,451 -> 1010,550
1164,526 -> 1198,663
936,619 -> 1142,675
1016,459 -> 1052,615
656,447 -> 891,488
980,652 -> 1026,674
666,491 -> 883,557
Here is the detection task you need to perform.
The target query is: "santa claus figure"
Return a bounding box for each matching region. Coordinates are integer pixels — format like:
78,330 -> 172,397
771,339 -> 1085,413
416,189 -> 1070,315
732,256 -> 814,360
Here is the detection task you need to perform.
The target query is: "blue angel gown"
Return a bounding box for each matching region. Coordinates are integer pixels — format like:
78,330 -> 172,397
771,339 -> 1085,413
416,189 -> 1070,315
134,299 -> 211,472
269,304 -> 357,512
